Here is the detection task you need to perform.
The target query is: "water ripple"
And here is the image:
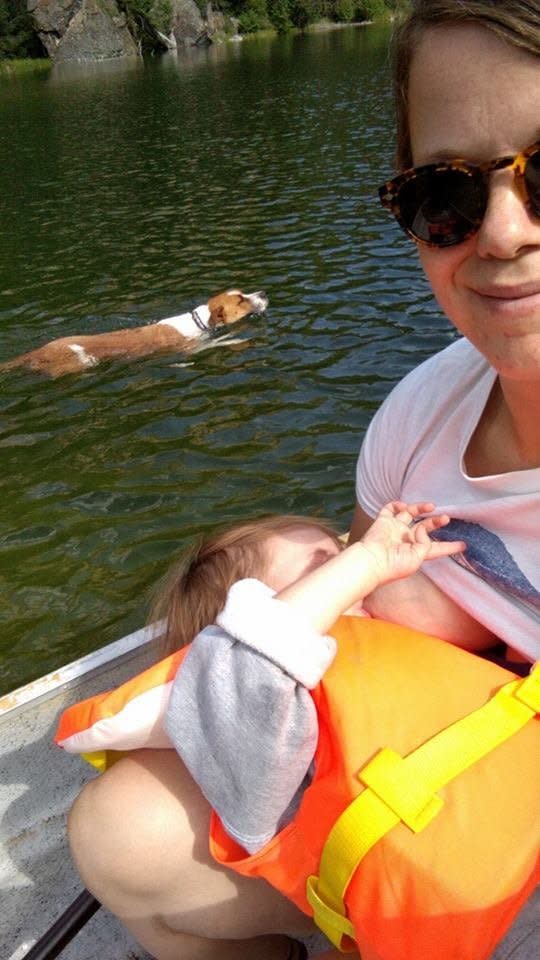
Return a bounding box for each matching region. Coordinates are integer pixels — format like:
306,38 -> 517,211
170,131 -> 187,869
0,26 -> 455,692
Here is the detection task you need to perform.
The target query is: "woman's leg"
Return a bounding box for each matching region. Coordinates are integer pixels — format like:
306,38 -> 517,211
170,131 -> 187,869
68,749 -> 317,960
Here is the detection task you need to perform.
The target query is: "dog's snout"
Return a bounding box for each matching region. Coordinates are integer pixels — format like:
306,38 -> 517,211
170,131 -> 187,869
249,291 -> 268,313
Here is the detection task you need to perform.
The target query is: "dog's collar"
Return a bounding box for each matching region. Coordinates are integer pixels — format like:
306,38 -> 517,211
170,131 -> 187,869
191,305 -> 211,332
158,304 -> 211,338
194,303 -> 230,340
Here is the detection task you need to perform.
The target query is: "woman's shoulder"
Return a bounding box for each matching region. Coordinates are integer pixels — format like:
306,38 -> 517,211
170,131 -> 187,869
364,338 -> 495,455
379,339 -> 494,423
398,337 -> 490,391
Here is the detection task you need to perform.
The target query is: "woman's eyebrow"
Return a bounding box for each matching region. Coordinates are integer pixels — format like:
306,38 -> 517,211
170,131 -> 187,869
422,137 -> 540,166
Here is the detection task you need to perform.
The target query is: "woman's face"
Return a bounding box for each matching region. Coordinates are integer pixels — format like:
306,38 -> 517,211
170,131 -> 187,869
409,24 -> 540,383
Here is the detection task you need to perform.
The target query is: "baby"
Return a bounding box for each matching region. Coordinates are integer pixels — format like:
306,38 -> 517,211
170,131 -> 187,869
161,500 -> 465,854
158,501 -> 536,960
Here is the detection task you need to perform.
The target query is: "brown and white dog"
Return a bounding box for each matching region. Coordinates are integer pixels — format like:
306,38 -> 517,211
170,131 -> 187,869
1,289 -> 268,378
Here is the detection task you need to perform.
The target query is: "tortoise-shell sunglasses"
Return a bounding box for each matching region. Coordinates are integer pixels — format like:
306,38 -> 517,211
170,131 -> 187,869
378,141 -> 540,248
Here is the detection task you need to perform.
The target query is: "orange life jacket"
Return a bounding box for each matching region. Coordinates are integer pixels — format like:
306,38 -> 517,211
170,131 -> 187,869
55,645 -> 189,770
208,618 -> 540,960
56,618 -> 539,960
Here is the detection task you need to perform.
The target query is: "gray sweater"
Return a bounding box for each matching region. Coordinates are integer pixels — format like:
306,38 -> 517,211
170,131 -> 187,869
165,578 -> 335,850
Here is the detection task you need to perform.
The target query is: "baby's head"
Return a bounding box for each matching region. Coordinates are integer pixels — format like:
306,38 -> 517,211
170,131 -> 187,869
151,514 -> 342,655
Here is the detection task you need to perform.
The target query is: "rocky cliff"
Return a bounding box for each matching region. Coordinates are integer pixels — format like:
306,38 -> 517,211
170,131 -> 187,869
26,0 -> 232,62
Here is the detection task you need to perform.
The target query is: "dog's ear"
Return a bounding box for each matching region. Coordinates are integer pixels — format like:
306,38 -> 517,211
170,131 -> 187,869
211,305 -> 226,326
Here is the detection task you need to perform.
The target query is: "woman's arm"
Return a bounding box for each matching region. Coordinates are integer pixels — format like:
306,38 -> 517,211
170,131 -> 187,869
349,504 -> 497,649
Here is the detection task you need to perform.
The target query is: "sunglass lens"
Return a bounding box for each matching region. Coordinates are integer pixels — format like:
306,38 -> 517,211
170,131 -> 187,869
525,148 -> 540,217
399,168 -> 486,246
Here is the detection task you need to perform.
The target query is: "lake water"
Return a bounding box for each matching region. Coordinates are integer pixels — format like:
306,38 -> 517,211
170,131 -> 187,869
0,25 -> 456,694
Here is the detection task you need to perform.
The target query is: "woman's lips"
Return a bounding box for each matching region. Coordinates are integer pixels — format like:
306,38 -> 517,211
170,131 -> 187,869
470,282 -> 540,317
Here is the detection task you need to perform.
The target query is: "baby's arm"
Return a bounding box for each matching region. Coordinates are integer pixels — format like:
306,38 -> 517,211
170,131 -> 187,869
349,503 -> 497,649
165,596 -> 334,853
278,501 -> 465,634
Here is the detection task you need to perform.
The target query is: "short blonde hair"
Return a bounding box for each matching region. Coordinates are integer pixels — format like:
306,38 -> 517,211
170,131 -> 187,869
393,1 -> 540,170
149,514 -> 342,656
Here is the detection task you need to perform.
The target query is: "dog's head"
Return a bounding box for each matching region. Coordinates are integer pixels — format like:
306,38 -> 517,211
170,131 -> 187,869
207,289 -> 268,329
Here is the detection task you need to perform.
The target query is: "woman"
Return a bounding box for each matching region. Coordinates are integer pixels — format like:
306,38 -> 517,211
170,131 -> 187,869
68,4 -> 540,958
350,1 -> 540,665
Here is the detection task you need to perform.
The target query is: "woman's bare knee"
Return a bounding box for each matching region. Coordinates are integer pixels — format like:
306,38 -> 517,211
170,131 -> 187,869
68,749 -> 313,941
68,749 -> 206,910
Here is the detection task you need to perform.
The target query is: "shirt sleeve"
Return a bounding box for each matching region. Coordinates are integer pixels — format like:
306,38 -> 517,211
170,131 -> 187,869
164,579 -> 337,853
356,381 -> 409,516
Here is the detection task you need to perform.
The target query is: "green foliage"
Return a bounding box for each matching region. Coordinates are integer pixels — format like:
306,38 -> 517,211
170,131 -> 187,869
149,0 -> 173,33
122,0 -> 173,34
229,0 -> 397,33
237,0 -> 271,34
116,0 -> 174,48
290,0 -> 322,29
356,0 -> 390,21
267,0 -> 291,34
0,0 -> 43,58
333,0 -> 354,22
0,55 -> 50,73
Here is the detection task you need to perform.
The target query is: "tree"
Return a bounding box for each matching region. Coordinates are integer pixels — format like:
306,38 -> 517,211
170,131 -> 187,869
0,0 -> 43,58
268,0 -> 292,34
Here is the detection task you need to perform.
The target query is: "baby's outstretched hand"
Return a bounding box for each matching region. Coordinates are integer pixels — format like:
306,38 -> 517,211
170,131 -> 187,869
360,501 -> 465,585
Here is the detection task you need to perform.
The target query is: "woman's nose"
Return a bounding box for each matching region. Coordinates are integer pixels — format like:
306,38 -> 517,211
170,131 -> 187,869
475,169 -> 540,259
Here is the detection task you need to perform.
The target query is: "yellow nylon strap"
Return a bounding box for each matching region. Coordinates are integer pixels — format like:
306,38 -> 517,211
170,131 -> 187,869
81,749 -> 127,773
306,664 -> 540,951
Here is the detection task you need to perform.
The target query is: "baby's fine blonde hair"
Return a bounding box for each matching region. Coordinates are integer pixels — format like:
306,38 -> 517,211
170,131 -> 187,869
149,514 -> 342,656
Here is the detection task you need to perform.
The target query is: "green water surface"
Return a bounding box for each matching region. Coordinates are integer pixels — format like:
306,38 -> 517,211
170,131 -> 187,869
0,26 -> 454,693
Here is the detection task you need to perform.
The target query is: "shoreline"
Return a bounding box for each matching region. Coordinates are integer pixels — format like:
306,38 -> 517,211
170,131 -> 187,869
0,18 -> 389,75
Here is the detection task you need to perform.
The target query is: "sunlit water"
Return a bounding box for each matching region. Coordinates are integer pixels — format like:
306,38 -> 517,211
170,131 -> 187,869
0,26 -> 455,693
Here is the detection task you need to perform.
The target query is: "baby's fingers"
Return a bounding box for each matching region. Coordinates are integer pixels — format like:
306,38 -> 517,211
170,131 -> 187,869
426,539 -> 466,559
417,513 -> 451,534
408,501 -> 436,516
381,501 -> 436,521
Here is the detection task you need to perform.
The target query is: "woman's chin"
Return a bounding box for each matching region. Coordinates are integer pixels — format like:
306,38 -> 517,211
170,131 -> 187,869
492,338 -> 540,383
467,328 -> 540,383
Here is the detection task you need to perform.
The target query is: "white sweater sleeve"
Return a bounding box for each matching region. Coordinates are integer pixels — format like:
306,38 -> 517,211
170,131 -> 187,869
164,579 -> 336,852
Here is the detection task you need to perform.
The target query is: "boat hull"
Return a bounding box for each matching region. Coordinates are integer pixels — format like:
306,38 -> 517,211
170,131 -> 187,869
1,624 -> 163,960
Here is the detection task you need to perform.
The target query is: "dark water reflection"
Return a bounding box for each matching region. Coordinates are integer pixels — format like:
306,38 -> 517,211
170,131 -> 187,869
0,26 -> 455,692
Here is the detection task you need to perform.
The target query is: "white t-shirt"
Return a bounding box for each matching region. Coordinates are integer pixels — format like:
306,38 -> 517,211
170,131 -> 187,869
356,337 -> 540,661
